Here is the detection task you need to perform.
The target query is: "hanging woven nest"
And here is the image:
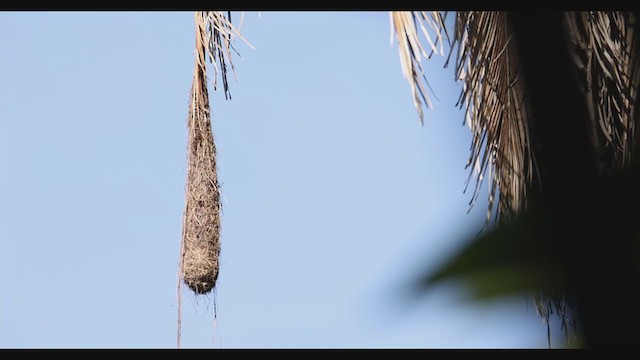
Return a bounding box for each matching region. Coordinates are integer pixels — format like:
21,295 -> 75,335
180,59 -> 222,295
179,11 -> 246,295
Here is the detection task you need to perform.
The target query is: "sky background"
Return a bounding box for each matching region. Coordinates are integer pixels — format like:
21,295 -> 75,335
1,11 -> 565,348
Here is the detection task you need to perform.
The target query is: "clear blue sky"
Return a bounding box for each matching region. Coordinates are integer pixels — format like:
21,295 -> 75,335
1,11 -> 564,348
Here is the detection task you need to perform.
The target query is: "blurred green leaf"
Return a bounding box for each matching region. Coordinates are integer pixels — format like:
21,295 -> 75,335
450,263 -> 561,300
418,162 -> 640,302
419,203 -> 564,300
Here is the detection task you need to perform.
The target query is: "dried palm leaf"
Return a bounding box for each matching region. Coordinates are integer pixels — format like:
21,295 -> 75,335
392,10 -> 542,333
393,10 -> 640,342
451,12 -> 534,227
390,11 -> 448,124
566,12 -> 640,172
392,11 -> 534,226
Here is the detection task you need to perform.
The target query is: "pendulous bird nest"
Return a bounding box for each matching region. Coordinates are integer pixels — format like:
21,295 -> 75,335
180,64 -> 221,294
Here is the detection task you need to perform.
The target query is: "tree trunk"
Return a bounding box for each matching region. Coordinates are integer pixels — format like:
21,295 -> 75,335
508,11 -> 640,348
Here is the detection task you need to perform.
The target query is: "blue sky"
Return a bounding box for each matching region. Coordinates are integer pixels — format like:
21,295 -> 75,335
1,11 -> 563,348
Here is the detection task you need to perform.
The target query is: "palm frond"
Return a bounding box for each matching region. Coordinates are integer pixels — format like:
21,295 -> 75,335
393,11 -> 640,343
390,11 -> 448,124
198,11 -> 254,100
452,12 -> 534,227
566,12 -> 640,171
392,11 -> 534,226
392,9 -> 540,332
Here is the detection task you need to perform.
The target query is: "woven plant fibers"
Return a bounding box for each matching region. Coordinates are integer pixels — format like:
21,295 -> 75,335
179,14 -> 221,295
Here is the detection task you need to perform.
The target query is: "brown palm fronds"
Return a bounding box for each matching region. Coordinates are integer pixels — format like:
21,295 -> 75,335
392,11 -> 534,226
392,10 -> 640,341
392,9 -> 538,331
451,12 -> 534,227
566,12 -> 640,172
200,11 -> 254,100
391,11 -> 448,125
